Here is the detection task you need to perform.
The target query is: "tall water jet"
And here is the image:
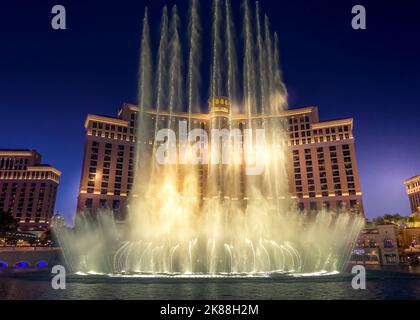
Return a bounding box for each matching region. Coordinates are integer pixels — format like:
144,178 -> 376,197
168,5 -> 184,115
210,0 -> 223,100
155,7 -> 169,114
134,7 -> 154,199
255,2 -> 267,115
187,0 -> 202,116
242,0 -> 257,117
225,0 -> 239,111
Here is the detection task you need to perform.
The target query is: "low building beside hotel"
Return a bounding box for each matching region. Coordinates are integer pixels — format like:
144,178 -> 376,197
77,100 -> 364,217
0,150 -> 61,232
350,224 -> 400,266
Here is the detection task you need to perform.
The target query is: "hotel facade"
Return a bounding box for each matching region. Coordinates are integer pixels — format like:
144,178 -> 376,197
0,150 -> 61,232
405,175 -> 420,214
77,100 -> 364,217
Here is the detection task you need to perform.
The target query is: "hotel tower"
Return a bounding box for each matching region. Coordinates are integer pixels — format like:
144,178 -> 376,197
0,150 -> 61,231
77,99 -> 364,218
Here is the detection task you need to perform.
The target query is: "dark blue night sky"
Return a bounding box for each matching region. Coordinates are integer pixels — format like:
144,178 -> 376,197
0,0 -> 419,224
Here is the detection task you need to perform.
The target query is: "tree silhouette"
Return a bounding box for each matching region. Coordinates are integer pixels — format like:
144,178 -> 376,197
0,210 -> 18,234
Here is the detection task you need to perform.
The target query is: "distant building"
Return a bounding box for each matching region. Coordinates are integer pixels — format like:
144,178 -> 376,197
0,150 -> 61,232
405,175 -> 420,214
77,100 -> 364,217
350,224 -> 400,266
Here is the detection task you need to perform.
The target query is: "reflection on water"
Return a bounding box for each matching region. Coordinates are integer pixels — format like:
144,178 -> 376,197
1,270 -> 420,300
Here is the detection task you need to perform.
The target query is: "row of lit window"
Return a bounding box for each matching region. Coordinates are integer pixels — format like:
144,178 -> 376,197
0,157 -> 30,170
296,199 -> 358,211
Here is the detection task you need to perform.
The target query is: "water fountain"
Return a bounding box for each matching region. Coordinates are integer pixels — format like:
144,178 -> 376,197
57,0 -> 364,276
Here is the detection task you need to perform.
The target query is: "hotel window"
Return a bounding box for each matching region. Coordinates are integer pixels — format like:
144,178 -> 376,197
336,201 -> 344,210
113,200 -> 120,210
297,203 -> 304,212
85,199 -> 93,208
87,188 -> 94,194
106,143 -> 112,149
350,200 -> 358,208
383,239 -> 395,249
347,176 -> 354,182
320,178 -> 327,184
334,184 -> 341,190
100,199 -> 107,208
310,202 -> 317,210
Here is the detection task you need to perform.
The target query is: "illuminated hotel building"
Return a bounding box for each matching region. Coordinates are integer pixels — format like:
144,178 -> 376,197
0,150 -> 61,231
78,99 -> 364,217
405,175 -> 420,213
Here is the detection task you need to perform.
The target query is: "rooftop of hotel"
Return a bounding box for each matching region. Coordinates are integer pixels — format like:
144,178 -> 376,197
84,102 -> 353,130
405,175 -> 420,185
